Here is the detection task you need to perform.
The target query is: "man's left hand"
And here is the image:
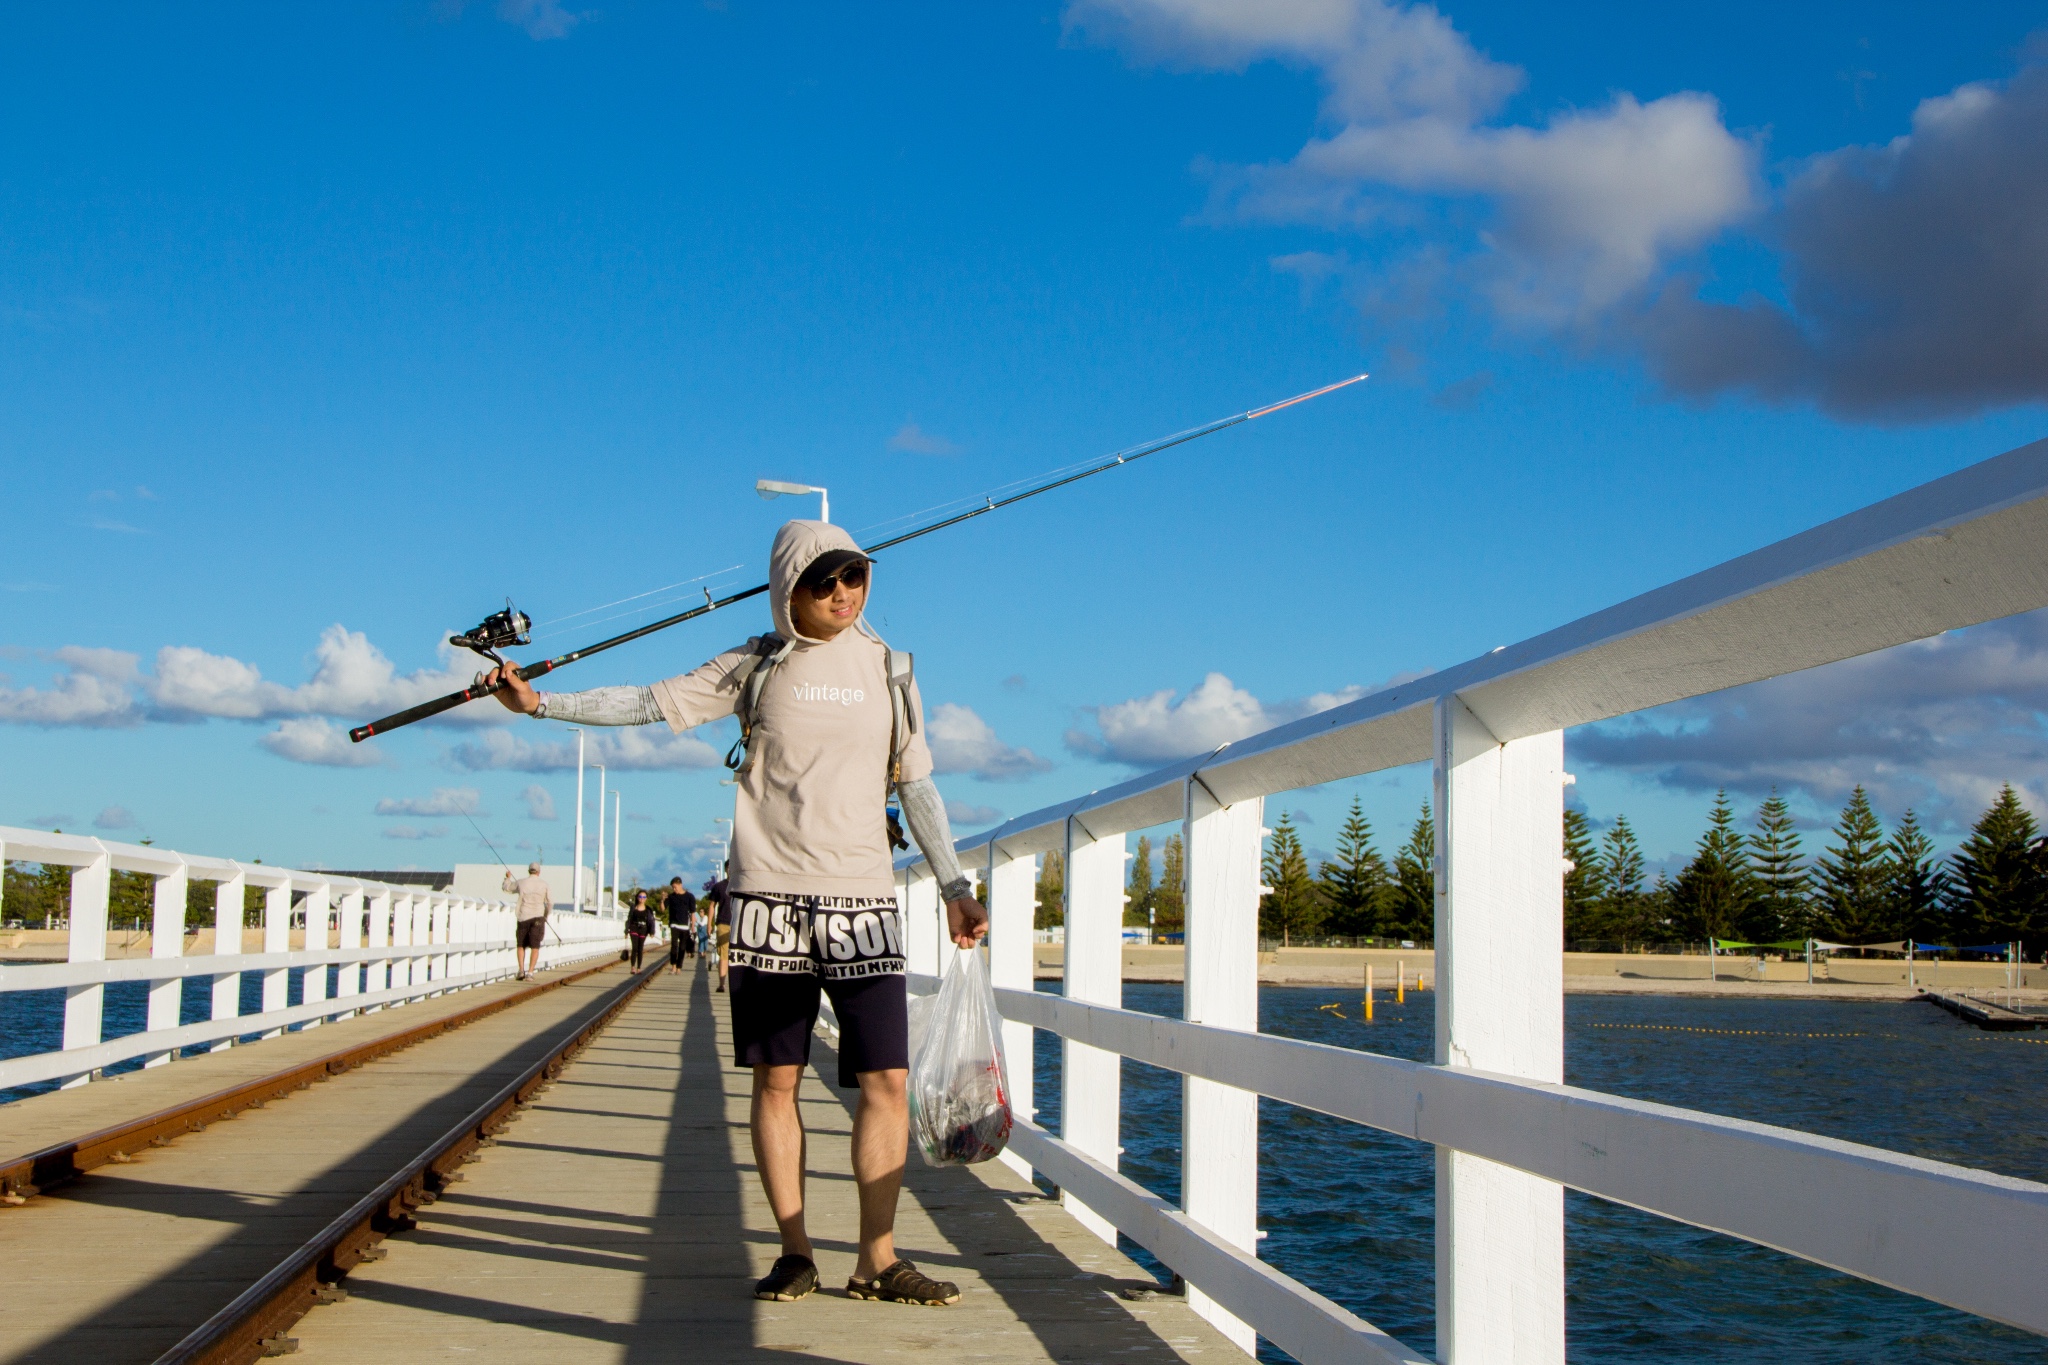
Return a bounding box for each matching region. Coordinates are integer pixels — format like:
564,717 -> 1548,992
946,897 -> 989,949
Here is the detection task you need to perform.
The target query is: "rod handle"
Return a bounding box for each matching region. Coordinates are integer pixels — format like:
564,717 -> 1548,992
349,658 -> 555,742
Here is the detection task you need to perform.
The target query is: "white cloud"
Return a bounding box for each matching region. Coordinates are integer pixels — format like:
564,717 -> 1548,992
946,800 -> 1005,828
1073,0 -> 1759,326
0,626 -> 501,735
94,805 -> 137,831
888,422 -> 961,455
260,717 -> 391,768
497,0 -> 585,39
375,787 -> 485,818
0,647 -> 143,727
1573,608 -> 2048,828
652,831 -> 731,886
1068,671 -> 1368,765
446,725 -> 720,773
519,785 -> 558,820
926,703 -> 1055,781
381,824 -> 447,840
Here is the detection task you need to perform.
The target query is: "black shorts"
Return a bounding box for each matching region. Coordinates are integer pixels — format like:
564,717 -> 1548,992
730,966 -> 908,1088
516,918 -> 547,949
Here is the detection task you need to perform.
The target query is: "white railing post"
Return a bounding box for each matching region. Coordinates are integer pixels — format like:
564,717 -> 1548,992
986,847 -> 1038,1182
210,866 -> 246,1050
434,895 -> 451,987
335,885 -> 363,1015
261,877 -> 292,1037
145,857 -> 188,1067
1181,779 -> 1264,1354
301,880 -> 330,1026
366,887 -> 391,1007
60,844 -> 112,1087
393,892 -> 415,990
902,870 -> 941,978
1061,815 -> 1125,1245
1433,694 -> 1566,1365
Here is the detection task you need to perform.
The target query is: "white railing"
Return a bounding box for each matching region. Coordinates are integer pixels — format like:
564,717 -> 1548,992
0,829 -> 627,1093
890,434 -> 2048,1363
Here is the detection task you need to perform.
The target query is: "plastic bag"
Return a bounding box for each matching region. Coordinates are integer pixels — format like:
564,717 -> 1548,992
907,947 -> 1013,1166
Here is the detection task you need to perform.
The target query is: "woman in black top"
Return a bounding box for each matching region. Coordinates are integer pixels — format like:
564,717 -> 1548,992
624,892 -> 655,970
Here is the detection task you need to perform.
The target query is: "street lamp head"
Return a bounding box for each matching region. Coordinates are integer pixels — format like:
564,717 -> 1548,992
756,479 -> 816,499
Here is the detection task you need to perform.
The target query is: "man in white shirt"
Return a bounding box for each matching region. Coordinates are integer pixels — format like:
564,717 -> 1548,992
502,861 -> 552,980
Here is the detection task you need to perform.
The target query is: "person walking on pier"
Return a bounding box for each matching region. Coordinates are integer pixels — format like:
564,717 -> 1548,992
625,891 -> 655,970
707,868 -> 732,992
664,878 -> 695,974
487,519 -> 986,1308
503,860 -> 551,981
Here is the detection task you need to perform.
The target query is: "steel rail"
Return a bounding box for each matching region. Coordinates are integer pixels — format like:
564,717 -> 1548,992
0,957 -> 628,1203
347,373 -> 1366,742
149,960 -> 663,1364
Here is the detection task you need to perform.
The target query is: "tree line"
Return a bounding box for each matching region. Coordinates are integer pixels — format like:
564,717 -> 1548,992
1026,783 -> 2048,950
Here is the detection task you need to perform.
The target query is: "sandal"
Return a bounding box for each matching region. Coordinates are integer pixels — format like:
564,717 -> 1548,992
755,1253 -> 818,1301
846,1259 -> 960,1306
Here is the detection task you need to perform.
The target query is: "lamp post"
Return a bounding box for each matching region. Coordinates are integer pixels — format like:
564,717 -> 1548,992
612,789 -> 623,920
756,479 -> 829,524
571,729 -> 585,914
595,763 -> 607,914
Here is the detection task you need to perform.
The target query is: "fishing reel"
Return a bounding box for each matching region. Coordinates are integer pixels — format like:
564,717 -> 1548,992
450,601 -> 532,667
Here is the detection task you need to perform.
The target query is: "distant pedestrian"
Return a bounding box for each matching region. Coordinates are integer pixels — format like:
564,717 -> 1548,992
695,902 -> 712,965
502,860 -> 551,980
707,871 -> 732,992
666,877 -> 696,974
625,891 -> 655,970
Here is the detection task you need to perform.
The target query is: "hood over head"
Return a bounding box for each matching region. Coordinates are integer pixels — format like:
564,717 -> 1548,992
768,520 -> 872,641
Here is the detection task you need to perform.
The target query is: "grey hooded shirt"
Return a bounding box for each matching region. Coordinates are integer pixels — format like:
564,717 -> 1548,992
647,520 -> 935,898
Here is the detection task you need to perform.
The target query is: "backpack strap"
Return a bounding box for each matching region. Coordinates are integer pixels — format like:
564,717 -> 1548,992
722,634 -> 793,775
883,648 -> 915,851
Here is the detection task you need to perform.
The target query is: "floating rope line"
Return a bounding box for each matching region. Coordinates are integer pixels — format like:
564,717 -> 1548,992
1582,1023 -> 1883,1039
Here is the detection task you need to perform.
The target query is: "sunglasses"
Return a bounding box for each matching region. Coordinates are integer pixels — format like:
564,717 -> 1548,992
804,562 -> 869,598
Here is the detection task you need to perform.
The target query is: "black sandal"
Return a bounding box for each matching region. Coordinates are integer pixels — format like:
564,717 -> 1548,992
845,1259 -> 960,1306
755,1253 -> 818,1301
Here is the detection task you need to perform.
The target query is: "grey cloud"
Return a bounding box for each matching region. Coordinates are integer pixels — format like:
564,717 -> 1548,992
927,704 -> 1054,781
94,805 -> 137,831
945,800 -> 1005,828
447,725 -> 720,773
519,785 -> 558,821
375,788 -> 484,818
1573,608 -> 2048,826
380,825 -> 448,840
1631,59 -> 2048,420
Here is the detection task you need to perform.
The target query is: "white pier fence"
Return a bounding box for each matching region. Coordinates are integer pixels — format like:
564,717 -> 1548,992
890,435 -> 2048,1363
0,833 -> 626,1094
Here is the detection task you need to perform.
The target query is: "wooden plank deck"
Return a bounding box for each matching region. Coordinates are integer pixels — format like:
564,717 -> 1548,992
0,964 -> 642,1364
292,967 -> 1248,1362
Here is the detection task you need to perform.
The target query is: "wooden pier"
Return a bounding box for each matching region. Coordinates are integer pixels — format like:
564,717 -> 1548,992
0,963 -> 1239,1363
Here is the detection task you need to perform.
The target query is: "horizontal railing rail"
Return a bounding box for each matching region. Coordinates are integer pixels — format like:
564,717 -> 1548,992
892,435 -> 2048,1361
0,943 -> 508,991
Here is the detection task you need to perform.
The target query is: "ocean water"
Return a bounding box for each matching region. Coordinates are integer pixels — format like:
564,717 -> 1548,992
1030,984 -> 2048,1364
0,965 -> 349,1104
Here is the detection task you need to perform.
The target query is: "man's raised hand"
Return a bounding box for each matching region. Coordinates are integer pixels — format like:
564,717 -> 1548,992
485,664 -> 542,715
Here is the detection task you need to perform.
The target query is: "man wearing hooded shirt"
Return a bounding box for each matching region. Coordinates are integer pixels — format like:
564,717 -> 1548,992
485,520 -> 987,1308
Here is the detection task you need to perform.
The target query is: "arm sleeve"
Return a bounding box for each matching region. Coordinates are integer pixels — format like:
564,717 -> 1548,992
898,775 -> 972,903
647,643 -> 757,733
533,685 -> 664,726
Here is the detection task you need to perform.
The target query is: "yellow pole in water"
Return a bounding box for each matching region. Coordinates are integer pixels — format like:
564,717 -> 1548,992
1397,958 -> 1405,1004
1364,962 -> 1374,1021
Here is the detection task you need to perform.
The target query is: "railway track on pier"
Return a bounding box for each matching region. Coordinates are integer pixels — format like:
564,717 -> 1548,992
0,959 -> 661,1365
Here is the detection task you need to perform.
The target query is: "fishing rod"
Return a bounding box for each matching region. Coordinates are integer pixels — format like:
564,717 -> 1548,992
348,372 -> 1367,743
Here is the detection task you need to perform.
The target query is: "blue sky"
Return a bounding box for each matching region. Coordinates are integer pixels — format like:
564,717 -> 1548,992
3,0 -> 2045,887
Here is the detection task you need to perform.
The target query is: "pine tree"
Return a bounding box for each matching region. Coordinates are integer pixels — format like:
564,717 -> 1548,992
1748,790 -> 1809,939
1034,849 -> 1064,930
1945,785 -> 2045,942
1127,835 -> 1155,928
1598,816 -> 1649,943
1562,808 -> 1603,944
1317,798 -> 1390,939
1260,815 -> 1321,946
1813,787 -> 1890,942
1152,835 -> 1185,936
1388,801 -> 1436,943
1883,809 -> 1945,943
1669,790 -> 1756,942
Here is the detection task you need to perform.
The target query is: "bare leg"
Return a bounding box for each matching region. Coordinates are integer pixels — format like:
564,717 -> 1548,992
751,1064 -> 812,1260
850,1067 -> 908,1279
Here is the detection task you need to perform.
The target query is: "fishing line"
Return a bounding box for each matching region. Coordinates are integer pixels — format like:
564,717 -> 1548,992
529,564 -> 744,632
349,373 -> 1367,743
